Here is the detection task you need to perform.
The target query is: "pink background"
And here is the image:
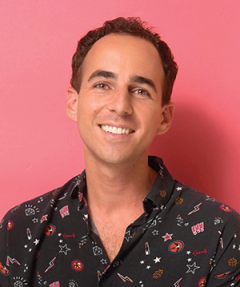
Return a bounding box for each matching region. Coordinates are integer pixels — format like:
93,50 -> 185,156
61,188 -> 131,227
1,1 -> 240,219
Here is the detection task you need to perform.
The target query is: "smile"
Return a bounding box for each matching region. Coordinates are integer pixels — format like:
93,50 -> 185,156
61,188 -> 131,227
100,125 -> 134,135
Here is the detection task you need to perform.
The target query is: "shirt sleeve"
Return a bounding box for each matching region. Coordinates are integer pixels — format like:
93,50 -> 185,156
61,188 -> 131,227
206,210 -> 240,286
0,211 -> 12,286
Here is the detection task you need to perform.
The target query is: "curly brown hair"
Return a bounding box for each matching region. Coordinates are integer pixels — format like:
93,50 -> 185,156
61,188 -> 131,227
71,17 -> 178,105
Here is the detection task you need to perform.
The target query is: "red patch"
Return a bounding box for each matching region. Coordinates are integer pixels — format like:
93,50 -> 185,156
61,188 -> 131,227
7,220 -> 14,231
71,259 -> 84,272
219,204 -> 232,213
44,224 -> 56,236
168,240 -> 184,253
216,271 -> 230,279
198,277 -> 207,286
0,262 -> 10,276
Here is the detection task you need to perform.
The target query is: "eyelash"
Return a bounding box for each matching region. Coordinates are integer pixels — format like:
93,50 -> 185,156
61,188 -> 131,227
134,88 -> 150,97
93,83 -> 150,97
94,83 -> 110,90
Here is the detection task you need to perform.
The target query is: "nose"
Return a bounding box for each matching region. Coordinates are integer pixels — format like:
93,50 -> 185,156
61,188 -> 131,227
107,89 -> 133,116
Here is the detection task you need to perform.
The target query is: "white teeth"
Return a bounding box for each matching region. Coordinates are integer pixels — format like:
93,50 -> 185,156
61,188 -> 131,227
100,125 -> 132,135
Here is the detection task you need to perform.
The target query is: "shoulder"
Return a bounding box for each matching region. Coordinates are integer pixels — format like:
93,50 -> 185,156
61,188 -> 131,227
172,180 -> 240,233
0,174 -> 80,230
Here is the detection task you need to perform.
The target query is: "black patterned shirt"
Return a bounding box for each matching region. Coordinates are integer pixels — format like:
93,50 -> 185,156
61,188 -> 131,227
1,156 -> 240,286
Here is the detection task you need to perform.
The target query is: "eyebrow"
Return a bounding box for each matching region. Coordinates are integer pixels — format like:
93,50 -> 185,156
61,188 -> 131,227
87,69 -> 157,92
88,70 -> 117,82
130,75 -> 157,92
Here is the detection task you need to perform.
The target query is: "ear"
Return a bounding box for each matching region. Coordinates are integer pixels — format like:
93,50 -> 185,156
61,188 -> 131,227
65,87 -> 78,122
156,102 -> 174,135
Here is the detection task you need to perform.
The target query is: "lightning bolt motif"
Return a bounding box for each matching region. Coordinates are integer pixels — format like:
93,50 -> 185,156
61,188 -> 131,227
45,257 -> 56,273
6,256 -> 20,266
174,278 -> 182,287
188,203 -> 202,215
117,273 -> 133,282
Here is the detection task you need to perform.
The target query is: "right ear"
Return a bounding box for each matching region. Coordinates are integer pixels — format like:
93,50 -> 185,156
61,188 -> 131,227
65,87 -> 78,122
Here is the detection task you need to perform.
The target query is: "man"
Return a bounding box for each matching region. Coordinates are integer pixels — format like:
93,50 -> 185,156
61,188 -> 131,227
0,17 -> 240,286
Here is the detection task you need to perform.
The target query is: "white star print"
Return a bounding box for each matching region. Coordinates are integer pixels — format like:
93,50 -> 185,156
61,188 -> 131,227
140,260 -> 145,264
153,257 -> 161,263
176,187 -> 182,191
187,258 -> 192,262
186,262 -> 200,274
233,244 -> 236,249
146,265 -> 151,269
186,250 -> 191,255
234,234 -> 237,238
100,259 -> 107,264
59,244 -> 71,255
238,245 -> 240,251
58,233 -> 62,236
33,239 -> 40,245
124,230 -> 133,242
152,230 -> 158,236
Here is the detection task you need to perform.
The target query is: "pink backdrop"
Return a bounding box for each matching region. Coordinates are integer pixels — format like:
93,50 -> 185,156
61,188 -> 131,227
1,0 -> 240,219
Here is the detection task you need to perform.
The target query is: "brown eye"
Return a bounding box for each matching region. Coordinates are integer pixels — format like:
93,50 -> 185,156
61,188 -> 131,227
134,89 -> 149,96
95,83 -> 109,90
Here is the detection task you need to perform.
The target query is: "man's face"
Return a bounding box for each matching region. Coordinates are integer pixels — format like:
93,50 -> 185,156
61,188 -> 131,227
67,34 -> 173,166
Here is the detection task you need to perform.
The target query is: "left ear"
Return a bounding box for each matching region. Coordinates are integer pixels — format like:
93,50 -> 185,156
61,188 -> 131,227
156,102 -> 174,135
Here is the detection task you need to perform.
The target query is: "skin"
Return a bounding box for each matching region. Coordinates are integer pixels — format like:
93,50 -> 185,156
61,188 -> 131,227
65,34 -> 174,262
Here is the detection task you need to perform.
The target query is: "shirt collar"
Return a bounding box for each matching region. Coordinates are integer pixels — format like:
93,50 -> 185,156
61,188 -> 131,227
144,156 -> 175,212
70,156 -> 175,211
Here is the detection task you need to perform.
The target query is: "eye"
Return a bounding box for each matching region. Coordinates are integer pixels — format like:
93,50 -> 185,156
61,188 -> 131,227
134,89 -> 150,97
94,83 -> 109,90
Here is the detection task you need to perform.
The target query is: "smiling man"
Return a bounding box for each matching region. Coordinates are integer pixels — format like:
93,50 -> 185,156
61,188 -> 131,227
1,17 -> 240,287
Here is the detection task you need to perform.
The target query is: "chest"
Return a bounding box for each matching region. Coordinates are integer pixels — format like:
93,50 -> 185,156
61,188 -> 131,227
94,220 -> 127,263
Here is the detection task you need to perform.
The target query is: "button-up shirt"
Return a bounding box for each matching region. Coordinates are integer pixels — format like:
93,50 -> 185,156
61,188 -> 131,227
1,156 -> 240,286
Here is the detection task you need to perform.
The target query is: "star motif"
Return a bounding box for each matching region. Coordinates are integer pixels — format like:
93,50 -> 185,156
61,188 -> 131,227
186,262 -> 200,274
186,250 -> 191,255
59,239 -> 63,243
233,244 -> 236,249
33,239 -> 40,245
146,265 -> 151,269
40,214 -> 48,223
176,187 -> 182,191
59,244 -> 71,255
124,231 -> 132,242
24,245 -> 28,248
162,233 -> 173,241
58,233 -> 62,236
152,230 -> 159,236
153,257 -> 161,263
234,234 -> 237,238
32,218 -> 38,223
28,248 -> 32,252
238,245 -> 240,251
187,258 -> 192,262
100,259 -> 107,264
140,260 -> 145,264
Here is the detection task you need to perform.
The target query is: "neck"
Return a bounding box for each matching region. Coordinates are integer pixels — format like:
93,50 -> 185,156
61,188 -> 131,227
84,153 -> 157,215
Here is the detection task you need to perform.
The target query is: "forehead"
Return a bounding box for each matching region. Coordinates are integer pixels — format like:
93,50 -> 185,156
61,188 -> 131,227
81,34 -> 164,84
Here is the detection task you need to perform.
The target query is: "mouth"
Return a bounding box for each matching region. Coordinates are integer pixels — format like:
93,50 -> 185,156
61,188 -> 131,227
99,125 -> 134,135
